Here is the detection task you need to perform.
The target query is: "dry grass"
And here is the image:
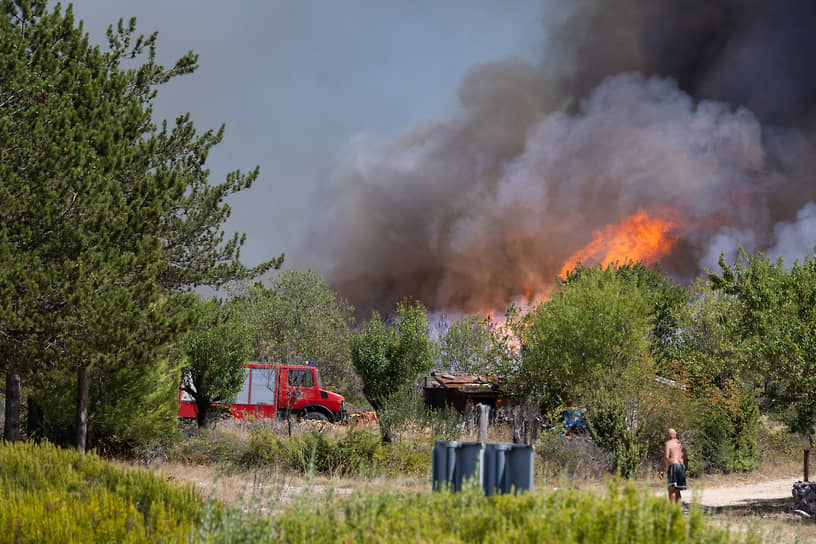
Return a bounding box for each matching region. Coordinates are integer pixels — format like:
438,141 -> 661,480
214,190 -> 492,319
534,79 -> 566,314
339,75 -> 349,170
704,499 -> 816,544
213,417 -> 348,441
143,458 -> 816,542
142,416 -> 816,542
144,462 -> 429,516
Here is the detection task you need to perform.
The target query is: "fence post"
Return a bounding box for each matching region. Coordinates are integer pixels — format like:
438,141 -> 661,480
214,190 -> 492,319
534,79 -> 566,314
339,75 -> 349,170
477,403 -> 490,443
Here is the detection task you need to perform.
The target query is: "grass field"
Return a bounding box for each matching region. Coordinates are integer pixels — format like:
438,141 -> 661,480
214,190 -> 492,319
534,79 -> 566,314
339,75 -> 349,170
3,416 -> 814,543
141,418 -> 814,543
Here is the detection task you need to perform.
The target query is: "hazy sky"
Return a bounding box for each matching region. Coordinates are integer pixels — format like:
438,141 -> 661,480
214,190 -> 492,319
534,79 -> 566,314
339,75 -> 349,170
68,1 -> 545,271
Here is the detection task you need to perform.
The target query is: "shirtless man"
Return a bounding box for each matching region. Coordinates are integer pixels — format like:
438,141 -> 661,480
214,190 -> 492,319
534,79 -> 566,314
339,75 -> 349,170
658,428 -> 688,502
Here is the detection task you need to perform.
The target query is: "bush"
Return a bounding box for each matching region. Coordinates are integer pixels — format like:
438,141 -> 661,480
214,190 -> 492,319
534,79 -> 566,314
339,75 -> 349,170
757,415 -> 806,467
238,428 -> 282,467
169,430 -> 246,466
535,432 -> 609,481
586,393 -> 648,478
171,422 -> 433,478
0,441 -> 203,543
272,428 -> 427,477
685,384 -> 759,474
382,436 -> 432,476
378,388 -> 464,442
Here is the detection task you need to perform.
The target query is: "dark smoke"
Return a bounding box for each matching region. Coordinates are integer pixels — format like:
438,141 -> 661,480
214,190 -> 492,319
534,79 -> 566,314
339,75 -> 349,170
309,0 -> 816,313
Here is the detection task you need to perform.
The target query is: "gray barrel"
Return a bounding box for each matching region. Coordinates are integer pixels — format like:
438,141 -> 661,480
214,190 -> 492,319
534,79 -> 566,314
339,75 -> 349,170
483,443 -> 535,495
432,441 -> 484,492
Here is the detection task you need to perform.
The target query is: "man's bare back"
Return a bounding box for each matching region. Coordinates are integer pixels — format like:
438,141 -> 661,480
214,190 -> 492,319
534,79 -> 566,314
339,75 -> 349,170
659,428 -> 688,502
664,437 -> 685,465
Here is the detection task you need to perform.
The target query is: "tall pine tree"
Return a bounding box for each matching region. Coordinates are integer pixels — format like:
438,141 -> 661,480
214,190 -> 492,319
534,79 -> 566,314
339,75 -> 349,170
0,1 -> 281,451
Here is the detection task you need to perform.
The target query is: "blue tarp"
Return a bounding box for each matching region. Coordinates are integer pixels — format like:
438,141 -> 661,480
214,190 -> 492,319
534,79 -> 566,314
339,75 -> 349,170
550,408 -> 586,433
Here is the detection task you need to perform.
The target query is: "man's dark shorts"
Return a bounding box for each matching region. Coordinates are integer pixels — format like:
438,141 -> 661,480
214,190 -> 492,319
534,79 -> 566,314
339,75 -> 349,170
667,462 -> 687,490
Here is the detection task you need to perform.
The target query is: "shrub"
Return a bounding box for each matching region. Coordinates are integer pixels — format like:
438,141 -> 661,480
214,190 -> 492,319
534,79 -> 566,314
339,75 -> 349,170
685,383 -> 759,474
536,433 -> 609,482
586,393 -> 648,478
381,435 -> 432,476
169,430 -> 245,466
757,415 -> 805,467
276,430 -> 337,475
378,388 -> 464,442
173,422 -> 432,478
272,428 -> 425,477
238,428 -> 283,467
336,428 -> 382,473
0,441 -> 203,543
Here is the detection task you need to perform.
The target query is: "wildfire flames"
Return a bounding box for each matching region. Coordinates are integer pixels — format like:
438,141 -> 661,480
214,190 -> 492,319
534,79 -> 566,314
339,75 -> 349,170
559,209 -> 680,277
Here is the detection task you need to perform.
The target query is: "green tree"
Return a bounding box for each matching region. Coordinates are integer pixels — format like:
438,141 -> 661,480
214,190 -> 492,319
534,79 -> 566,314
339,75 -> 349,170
562,262 -> 688,370
0,2 -> 280,450
665,279 -> 744,385
350,299 -> 436,441
237,269 -> 356,395
180,299 -> 253,429
662,279 -> 758,472
514,265 -> 665,475
438,314 -> 517,375
710,248 -> 816,438
514,264 -> 656,410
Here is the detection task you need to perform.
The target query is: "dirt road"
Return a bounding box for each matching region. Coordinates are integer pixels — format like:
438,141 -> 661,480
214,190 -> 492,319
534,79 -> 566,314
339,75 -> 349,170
680,478 -> 796,508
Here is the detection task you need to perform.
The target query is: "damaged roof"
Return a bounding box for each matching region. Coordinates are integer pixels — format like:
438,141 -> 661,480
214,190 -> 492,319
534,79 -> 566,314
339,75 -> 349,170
424,371 -> 500,393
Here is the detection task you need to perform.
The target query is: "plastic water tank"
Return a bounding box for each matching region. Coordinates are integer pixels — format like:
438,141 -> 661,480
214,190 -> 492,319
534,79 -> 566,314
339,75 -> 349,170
432,441 -> 534,495
431,441 -> 484,492
483,443 -> 535,495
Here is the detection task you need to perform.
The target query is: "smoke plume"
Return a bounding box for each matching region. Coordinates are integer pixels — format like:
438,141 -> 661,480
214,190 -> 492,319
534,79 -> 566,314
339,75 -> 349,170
310,0 -> 816,313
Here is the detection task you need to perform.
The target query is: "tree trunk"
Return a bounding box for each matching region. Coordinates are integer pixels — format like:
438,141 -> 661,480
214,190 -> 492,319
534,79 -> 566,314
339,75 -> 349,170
3,368 -> 21,442
379,423 -> 393,444
74,365 -> 89,453
195,397 -> 211,429
27,396 -> 44,441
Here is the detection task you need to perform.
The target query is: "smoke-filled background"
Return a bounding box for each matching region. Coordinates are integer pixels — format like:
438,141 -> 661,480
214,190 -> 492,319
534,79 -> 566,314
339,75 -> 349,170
311,0 -> 816,313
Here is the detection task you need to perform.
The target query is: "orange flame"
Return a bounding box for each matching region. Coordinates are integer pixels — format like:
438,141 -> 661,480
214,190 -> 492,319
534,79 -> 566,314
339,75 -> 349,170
559,209 -> 679,277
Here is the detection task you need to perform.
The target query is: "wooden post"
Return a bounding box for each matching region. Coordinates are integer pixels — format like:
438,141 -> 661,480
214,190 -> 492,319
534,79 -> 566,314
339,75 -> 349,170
512,406 -> 523,444
464,400 -> 474,432
805,449 -> 810,482
74,365 -> 89,454
477,403 -> 490,443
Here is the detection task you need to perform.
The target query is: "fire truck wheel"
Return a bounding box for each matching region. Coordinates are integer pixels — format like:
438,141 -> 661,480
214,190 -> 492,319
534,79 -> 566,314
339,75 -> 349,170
304,412 -> 329,422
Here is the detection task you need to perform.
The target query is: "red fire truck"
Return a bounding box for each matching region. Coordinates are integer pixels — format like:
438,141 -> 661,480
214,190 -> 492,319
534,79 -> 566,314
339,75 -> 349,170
178,362 -> 347,423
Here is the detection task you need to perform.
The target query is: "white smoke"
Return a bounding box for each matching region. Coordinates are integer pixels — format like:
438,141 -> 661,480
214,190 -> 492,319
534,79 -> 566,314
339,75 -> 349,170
766,202 -> 816,264
697,228 -> 759,272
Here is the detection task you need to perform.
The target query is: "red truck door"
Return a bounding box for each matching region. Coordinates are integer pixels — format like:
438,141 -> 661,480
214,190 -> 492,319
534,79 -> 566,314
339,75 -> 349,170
277,366 -> 317,412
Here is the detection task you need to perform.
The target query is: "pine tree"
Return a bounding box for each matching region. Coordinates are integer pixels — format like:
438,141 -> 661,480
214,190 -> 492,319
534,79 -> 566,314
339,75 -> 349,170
0,1 -> 281,450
